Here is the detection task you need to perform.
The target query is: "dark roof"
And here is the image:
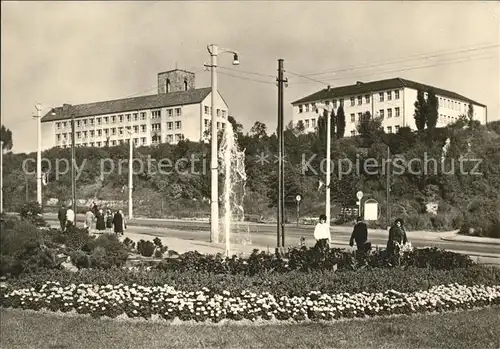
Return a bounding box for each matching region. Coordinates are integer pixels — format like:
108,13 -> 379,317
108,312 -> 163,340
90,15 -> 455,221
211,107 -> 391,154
291,77 -> 486,107
41,87 -> 212,122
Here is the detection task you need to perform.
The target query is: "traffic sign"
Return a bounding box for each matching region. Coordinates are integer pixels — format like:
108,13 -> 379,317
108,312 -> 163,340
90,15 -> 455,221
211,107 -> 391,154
295,195 -> 302,202
356,191 -> 364,200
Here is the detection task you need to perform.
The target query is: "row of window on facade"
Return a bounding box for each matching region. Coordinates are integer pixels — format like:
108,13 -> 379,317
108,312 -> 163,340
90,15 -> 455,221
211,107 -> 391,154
203,119 -> 226,130
54,107 -> 185,130
56,121 -> 183,142
298,90 -> 402,113
300,107 -> 402,128
59,133 -> 184,148
349,125 -> 401,137
203,106 -> 227,118
438,97 -> 471,113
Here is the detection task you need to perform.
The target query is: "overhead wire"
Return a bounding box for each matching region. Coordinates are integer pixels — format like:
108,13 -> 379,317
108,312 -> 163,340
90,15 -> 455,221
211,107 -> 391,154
288,53 -> 497,86
302,43 -> 499,77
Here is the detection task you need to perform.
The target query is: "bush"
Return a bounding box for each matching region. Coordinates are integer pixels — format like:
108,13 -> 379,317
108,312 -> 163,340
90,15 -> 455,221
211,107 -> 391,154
0,220 -> 43,276
137,240 -> 155,257
154,246 -> 473,275
18,202 -> 47,228
70,250 -> 91,269
460,199 -> 500,238
88,234 -> 129,268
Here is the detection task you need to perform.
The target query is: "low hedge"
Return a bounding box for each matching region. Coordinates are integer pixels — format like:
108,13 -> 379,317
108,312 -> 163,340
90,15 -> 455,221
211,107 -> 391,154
153,245 -> 474,276
5,264 -> 500,297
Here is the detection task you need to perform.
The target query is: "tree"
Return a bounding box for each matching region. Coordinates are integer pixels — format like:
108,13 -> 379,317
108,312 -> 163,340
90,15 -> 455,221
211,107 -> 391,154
425,90 -> 439,129
0,125 -> 13,152
316,108 -> 336,143
356,111 -> 383,136
249,121 -> 268,139
336,102 -> 346,138
414,90 -> 427,131
295,120 -> 305,134
467,103 -> 474,124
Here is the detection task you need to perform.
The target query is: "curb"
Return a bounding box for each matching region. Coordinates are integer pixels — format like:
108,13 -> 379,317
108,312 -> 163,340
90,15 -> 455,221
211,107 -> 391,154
440,236 -> 500,246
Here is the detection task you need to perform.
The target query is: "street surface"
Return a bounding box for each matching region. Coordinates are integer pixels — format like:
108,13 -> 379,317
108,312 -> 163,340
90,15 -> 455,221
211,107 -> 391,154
40,213 -> 500,257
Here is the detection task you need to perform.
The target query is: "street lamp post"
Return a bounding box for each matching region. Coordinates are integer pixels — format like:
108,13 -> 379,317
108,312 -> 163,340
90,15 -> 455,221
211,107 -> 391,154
127,131 -> 134,219
34,104 -> 43,205
206,44 -> 239,243
0,140 -> 3,214
71,113 -> 76,214
317,103 -> 332,225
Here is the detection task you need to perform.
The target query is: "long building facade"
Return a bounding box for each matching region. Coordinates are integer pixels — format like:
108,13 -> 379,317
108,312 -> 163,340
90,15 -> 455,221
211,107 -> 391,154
41,69 -> 228,150
291,77 -> 487,136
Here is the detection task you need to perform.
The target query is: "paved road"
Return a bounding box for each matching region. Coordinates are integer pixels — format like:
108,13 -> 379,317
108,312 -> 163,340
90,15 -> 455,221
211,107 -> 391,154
43,216 -> 500,257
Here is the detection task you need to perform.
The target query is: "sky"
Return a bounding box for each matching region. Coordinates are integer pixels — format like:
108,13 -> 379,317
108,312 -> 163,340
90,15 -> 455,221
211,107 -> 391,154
1,1 -> 499,154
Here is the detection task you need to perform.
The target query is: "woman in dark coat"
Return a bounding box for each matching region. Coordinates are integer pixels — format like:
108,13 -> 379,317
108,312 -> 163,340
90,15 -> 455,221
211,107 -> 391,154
113,210 -> 126,235
96,209 -> 106,232
105,209 -> 114,232
386,218 -> 408,256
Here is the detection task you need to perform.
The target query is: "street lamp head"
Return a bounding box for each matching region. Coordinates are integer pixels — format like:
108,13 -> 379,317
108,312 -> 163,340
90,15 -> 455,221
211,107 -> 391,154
51,109 -> 56,116
232,53 -> 239,66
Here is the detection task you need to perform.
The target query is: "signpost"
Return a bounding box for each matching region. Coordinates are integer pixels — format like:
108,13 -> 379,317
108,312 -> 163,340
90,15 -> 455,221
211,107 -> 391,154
295,195 -> 301,226
356,191 -> 363,218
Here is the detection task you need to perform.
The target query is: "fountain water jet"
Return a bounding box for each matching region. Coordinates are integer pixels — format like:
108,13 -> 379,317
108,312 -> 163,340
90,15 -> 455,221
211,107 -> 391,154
218,122 -> 249,257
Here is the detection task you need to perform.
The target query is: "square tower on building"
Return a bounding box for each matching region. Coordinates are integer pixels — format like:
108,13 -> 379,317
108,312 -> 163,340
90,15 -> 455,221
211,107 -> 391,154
158,69 -> 196,94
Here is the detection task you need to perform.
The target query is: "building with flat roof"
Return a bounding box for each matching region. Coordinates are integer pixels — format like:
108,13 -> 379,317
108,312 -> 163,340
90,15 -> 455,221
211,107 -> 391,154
41,69 -> 228,150
291,77 -> 487,136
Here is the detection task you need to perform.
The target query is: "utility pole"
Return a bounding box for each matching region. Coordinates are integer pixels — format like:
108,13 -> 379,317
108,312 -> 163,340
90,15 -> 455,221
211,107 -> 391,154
35,104 -> 42,205
71,113 -> 76,214
277,59 -> 287,251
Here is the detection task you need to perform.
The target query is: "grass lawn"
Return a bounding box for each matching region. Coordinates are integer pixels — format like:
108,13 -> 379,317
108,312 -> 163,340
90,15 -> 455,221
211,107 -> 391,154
1,307 -> 500,349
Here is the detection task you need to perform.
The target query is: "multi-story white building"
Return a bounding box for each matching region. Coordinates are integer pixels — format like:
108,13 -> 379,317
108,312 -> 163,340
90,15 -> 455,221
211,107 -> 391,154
41,69 -> 229,150
291,77 -> 487,136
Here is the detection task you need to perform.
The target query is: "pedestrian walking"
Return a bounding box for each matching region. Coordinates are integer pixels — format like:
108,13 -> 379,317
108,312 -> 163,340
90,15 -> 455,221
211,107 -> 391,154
96,209 -> 106,233
58,204 -> 67,232
84,208 -> 95,233
313,214 -> 331,248
386,218 -> 408,256
113,210 -> 126,236
105,209 -> 114,232
349,216 -> 371,253
66,206 -> 75,230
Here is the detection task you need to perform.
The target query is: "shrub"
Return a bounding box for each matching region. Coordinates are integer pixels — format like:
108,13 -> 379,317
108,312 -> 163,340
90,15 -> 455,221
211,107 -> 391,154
18,202 -> 46,227
154,246 -> 473,275
0,220 -> 43,276
89,234 -> 129,268
64,227 -> 95,251
460,199 -> 500,238
70,250 -> 91,269
122,237 -> 136,251
137,240 -> 155,257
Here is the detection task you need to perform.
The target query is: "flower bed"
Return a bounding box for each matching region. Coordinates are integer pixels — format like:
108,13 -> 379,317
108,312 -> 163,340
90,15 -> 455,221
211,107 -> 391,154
6,265 -> 500,297
1,282 -> 499,322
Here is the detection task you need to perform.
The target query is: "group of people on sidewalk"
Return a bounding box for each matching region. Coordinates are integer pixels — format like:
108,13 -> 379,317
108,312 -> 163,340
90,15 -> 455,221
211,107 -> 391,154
314,214 -> 408,256
57,202 -> 127,236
